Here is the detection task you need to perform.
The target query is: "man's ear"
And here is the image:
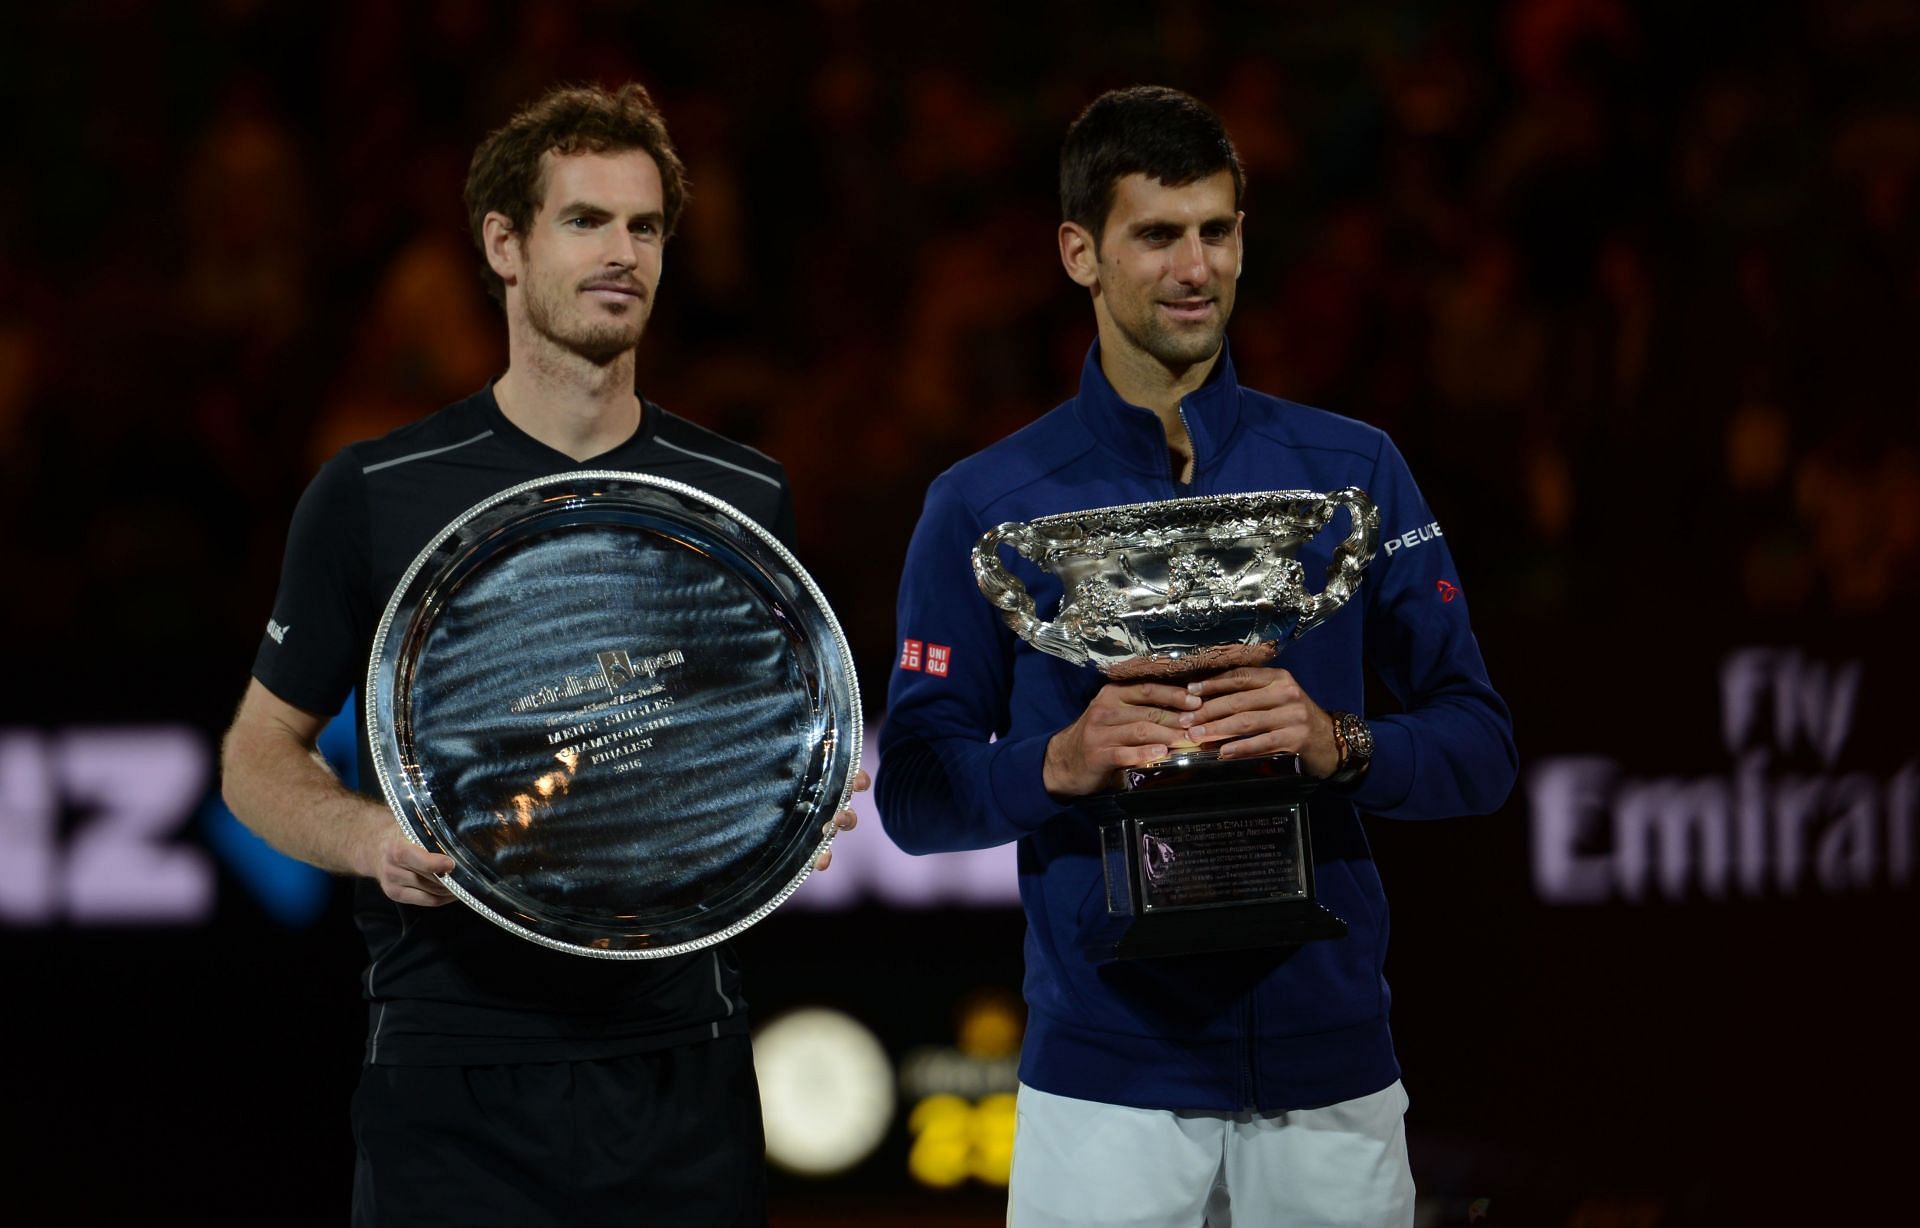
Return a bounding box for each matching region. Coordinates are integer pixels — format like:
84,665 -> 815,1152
1233,211 -> 1245,280
1059,221 -> 1100,289
483,212 -> 520,287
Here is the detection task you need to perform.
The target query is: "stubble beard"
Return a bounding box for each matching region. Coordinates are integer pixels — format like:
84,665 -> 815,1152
525,277 -> 648,366
1103,262 -> 1236,373
1135,313 -> 1226,370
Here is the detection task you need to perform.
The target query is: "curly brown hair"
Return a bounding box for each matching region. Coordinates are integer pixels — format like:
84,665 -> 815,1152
464,82 -> 690,306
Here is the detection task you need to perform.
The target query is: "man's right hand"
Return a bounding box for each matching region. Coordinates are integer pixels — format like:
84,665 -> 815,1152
223,679 -> 458,905
1042,682 -> 1200,798
363,830 -> 457,907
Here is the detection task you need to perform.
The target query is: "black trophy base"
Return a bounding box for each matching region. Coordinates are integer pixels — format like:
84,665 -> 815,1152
1080,898 -> 1351,962
1080,752 -> 1350,963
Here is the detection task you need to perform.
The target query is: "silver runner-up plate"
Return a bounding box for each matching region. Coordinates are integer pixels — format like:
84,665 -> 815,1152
366,470 -> 861,959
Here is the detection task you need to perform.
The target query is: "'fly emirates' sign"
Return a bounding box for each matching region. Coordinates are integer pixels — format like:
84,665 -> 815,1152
1529,647 -> 1918,904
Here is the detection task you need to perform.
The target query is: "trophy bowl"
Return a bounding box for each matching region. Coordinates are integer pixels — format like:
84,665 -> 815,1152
972,487 -> 1379,960
973,488 -> 1378,681
367,470 -> 861,960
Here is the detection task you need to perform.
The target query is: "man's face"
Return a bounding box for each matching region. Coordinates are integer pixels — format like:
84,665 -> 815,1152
1087,170 -> 1243,370
511,149 -> 666,363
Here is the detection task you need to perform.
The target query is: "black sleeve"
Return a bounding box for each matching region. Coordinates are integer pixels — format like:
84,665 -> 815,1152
250,451 -> 374,718
770,475 -> 798,552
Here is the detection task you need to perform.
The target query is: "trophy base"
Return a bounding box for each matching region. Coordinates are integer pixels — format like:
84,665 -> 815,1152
1080,897 -> 1352,962
1081,753 -> 1349,963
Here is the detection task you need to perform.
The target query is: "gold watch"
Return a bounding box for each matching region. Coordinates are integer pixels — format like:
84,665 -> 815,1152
1327,711 -> 1373,785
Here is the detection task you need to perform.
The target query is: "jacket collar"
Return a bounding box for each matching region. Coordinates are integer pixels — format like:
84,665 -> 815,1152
1070,338 -> 1243,480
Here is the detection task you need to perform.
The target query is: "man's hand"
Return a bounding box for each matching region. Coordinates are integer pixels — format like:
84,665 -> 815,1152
1043,682 -> 1201,798
1180,667 -> 1340,777
364,831 -> 458,907
222,680 -> 467,902
813,769 -> 869,871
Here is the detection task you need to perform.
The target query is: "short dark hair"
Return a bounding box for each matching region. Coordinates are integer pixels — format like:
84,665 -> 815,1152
464,82 -> 690,305
1059,86 -> 1244,241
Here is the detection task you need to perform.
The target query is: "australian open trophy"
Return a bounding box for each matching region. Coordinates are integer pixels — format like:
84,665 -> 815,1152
973,489 -> 1378,960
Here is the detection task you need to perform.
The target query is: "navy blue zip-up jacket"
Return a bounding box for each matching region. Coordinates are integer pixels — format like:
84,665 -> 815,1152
877,341 -> 1516,1112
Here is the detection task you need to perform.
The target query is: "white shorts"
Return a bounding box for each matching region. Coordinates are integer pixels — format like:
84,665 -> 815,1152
1007,1079 -> 1414,1228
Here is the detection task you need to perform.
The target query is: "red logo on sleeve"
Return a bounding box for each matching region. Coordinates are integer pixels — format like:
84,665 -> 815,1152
1436,579 -> 1460,603
925,644 -> 952,677
900,639 -> 924,671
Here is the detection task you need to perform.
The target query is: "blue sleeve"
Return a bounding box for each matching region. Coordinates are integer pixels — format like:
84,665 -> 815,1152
1345,436 -> 1517,819
875,475 -> 1067,854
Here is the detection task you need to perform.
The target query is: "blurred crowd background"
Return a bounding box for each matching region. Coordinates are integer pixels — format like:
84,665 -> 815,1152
4,0 -> 1916,698
3,2 -> 1916,1225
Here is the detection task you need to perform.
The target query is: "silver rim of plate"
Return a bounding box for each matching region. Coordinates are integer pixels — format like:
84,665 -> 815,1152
365,469 -> 861,959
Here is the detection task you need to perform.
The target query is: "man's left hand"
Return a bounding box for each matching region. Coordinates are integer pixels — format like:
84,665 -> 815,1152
1180,668 -> 1340,777
813,769 -> 869,871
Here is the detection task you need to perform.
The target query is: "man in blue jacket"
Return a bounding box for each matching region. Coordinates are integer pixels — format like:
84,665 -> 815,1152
876,86 -> 1516,1227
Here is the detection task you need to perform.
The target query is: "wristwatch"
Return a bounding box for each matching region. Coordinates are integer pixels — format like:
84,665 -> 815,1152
1326,711 -> 1373,786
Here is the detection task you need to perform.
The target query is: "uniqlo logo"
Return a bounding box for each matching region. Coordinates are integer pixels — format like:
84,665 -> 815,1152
900,639 -> 924,671
925,644 -> 952,677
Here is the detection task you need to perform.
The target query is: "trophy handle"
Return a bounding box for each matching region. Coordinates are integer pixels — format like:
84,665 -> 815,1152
1295,487 -> 1379,636
972,523 -> 1091,665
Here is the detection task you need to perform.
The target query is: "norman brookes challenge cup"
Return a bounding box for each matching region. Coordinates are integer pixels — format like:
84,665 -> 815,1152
367,471 -> 861,958
972,488 -> 1378,961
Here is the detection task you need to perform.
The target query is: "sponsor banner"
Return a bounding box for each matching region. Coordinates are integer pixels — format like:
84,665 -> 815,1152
1525,639 -> 1914,907
8,618 -> 1910,930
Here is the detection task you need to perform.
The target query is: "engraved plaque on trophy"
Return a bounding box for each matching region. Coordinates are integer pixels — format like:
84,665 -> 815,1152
974,489 -> 1377,961
367,471 -> 861,959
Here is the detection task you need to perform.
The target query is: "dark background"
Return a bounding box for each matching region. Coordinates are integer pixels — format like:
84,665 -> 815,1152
3,2 -> 1915,1225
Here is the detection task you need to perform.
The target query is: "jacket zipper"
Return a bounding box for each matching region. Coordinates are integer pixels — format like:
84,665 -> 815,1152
1176,399 -> 1199,493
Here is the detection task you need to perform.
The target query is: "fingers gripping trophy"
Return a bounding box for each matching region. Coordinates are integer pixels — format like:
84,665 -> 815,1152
973,488 -> 1379,961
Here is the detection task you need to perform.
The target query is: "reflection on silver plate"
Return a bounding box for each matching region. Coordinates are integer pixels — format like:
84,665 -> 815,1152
366,470 -> 861,959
